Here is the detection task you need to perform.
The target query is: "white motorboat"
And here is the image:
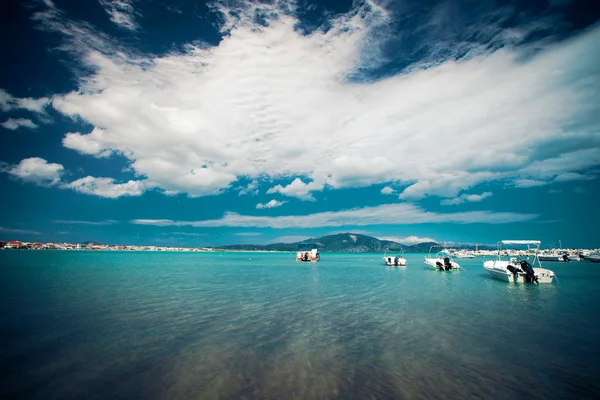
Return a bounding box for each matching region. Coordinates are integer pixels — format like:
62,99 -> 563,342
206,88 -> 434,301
383,247 -> 407,267
483,240 -> 555,283
296,242 -> 320,262
583,254 -> 600,263
538,252 -> 580,262
424,246 -> 460,271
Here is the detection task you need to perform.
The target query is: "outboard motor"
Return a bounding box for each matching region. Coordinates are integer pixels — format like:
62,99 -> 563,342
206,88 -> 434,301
562,253 -> 569,262
519,260 -> 538,283
506,265 -> 522,275
443,257 -> 452,271
436,261 -> 443,270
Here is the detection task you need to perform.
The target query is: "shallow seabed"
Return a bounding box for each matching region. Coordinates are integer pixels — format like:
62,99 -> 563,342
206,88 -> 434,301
1,251 -> 599,399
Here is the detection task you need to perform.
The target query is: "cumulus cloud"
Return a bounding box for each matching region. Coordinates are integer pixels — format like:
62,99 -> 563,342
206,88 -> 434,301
0,157 -> 150,198
381,186 -> 394,195
1,118 -> 39,130
267,178 -> 322,201
4,157 -> 64,186
441,191 -> 493,205
64,176 -> 151,198
131,202 -> 537,228
98,0 -> 139,30
25,0 -> 600,200
256,199 -> 286,209
62,128 -> 111,157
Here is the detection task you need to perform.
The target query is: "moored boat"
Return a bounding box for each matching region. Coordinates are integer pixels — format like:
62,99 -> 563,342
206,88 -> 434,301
383,247 -> 407,267
424,246 -> 460,271
483,240 -> 555,283
296,242 -> 320,262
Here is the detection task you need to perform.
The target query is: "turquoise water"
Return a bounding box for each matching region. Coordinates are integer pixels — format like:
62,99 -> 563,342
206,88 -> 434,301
1,251 -> 599,399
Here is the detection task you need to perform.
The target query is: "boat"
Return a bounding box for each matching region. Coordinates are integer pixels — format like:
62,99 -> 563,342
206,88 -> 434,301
454,250 -> 475,259
424,246 -> 460,271
583,254 -> 600,263
296,242 -> 320,262
483,240 -> 555,283
538,253 -> 575,262
383,247 -> 407,267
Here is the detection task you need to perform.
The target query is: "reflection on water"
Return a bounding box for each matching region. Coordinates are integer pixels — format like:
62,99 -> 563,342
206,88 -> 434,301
1,252 -> 599,399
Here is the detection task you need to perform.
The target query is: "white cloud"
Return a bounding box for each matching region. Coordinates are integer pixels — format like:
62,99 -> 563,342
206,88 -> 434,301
62,129 -> 112,157
16,97 -> 51,113
0,227 -> 41,235
0,89 -> 15,111
98,0 -> 139,30
1,118 -> 39,130
5,157 -> 64,186
54,220 -> 118,225
267,178 -> 323,201
64,176 -> 151,198
234,232 -> 262,236
238,179 -> 259,196
553,172 -> 594,182
514,179 -> 547,188
26,0 -> 600,200
381,186 -> 394,195
0,89 -> 50,113
131,202 -> 537,228
441,191 -> 493,205
378,235 -> 438,245
256,199 -> 286,209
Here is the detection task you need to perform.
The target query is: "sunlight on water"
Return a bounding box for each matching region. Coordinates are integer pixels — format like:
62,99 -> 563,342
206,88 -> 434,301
1,251 -> 599,399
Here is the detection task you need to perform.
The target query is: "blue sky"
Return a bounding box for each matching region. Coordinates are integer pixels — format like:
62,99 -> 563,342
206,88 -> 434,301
0,0 -> 599,248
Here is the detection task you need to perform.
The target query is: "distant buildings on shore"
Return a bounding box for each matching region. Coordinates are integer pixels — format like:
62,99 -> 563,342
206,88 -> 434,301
0,239 -> 597,255
0,240 -> 214,252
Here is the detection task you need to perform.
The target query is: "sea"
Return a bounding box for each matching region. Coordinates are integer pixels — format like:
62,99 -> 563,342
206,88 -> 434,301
1,250 -> 599,399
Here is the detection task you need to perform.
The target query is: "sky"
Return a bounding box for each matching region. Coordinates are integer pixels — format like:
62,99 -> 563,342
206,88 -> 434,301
0,0 -> 599,248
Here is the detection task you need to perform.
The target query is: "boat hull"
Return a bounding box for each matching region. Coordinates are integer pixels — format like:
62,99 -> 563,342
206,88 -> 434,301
296,249 -> 320,262
383,256 -> 407,267
483,260 -> 554,283
424,258 -> 460,271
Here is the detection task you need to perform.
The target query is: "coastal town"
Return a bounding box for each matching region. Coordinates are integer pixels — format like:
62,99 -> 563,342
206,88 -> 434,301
0,240 -> 214,252
1,238 -> 597,257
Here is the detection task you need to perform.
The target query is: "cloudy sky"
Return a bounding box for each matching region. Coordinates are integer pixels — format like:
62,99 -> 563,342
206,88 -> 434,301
0,0 -> 599,248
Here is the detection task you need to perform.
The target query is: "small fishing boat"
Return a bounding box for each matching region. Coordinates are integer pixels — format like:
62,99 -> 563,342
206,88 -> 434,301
296,242 -> 320,262
383,247 -> 407,267
483,240 -> 555,283
424,246 -> 460,271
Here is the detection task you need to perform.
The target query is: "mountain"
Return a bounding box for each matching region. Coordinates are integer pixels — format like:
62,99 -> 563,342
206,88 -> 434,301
216,233 -> 439,253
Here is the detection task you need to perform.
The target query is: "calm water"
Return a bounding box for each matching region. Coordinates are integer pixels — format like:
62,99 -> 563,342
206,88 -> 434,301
1,251 -> 600,399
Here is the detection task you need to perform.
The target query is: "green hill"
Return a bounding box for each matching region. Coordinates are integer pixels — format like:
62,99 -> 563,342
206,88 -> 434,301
216,233 -> 439,253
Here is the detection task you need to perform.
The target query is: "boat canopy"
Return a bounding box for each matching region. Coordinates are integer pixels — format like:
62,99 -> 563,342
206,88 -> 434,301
501,240 -> 541,245
297,242 -> 318,250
